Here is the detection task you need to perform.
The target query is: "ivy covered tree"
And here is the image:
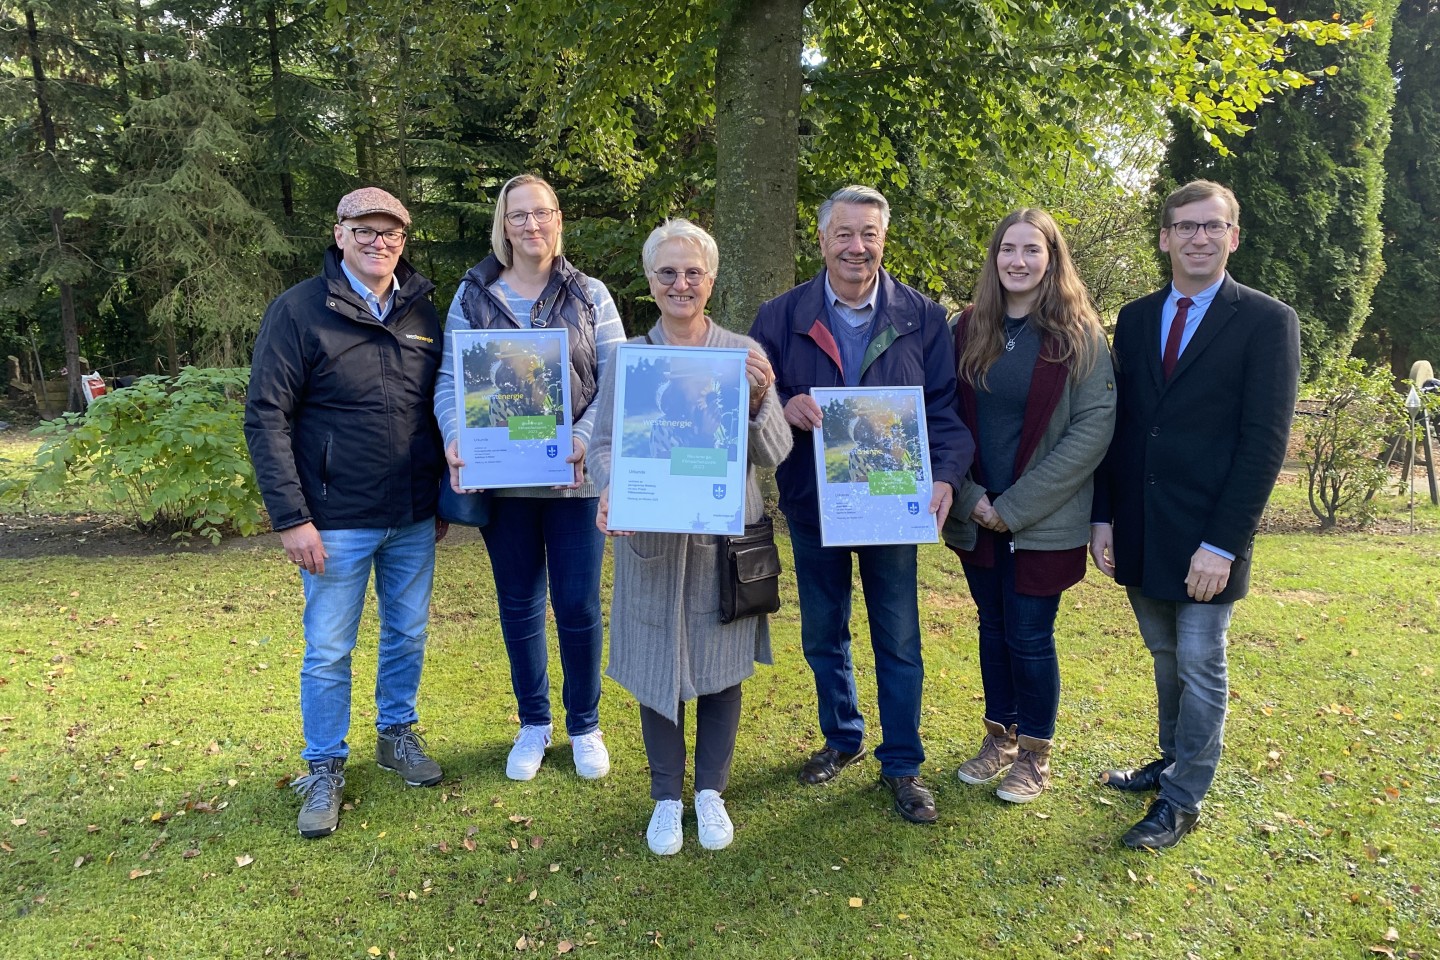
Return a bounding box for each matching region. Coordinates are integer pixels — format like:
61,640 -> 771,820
1364,0 -> 1440,376
1164,0 -> 1396,376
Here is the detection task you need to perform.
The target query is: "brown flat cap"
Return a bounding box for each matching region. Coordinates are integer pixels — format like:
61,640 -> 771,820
336,187 -> 411,227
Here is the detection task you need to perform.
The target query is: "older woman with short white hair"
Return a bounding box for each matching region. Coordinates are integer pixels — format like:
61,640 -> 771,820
589,219 -> 792,855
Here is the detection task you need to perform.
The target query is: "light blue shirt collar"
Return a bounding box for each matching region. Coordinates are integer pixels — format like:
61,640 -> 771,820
823,273 -> 879,327
1167,273 -> 1225,313
340,259 -> 399,322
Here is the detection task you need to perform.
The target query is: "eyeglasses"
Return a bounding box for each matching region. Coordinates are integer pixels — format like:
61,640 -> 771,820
651,267 -> 711,286
1167,220 -> 1233,240
505,208 -> 558,227
340,225 -> 407,246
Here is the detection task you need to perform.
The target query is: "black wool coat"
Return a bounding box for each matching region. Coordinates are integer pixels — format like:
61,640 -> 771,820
1092,273 -> 1300,604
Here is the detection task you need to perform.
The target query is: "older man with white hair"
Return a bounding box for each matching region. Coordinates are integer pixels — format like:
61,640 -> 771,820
750,185 -> 974,824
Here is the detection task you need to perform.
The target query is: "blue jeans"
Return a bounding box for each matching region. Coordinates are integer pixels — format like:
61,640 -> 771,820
961,548 -> 1062,740
300,518 -> 436,763
1126,588 -> 1234,813
480,496 -> 604,737
788,521 -> 925,777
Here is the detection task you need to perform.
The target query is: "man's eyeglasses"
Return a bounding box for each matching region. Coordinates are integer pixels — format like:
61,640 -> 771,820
340,225 -> 407,246
650,268 -> 710,286
1167,220 -> 1233,240
505,208 -> 558,227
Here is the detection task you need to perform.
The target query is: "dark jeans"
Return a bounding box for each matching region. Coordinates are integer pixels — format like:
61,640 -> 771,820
480,496 -> 604,737
788,520 -> 925,777
638,684 -> 744,801
961,546 -> 1063,740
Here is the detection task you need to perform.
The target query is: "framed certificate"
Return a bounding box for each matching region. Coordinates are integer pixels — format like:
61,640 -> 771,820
606,344 -> 750,535
450,327 -> 573,489
811,386 -> 937,546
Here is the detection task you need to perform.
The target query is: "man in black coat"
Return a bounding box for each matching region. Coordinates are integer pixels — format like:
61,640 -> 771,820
245,187 -> 448,839
1090,180 -> 1300,849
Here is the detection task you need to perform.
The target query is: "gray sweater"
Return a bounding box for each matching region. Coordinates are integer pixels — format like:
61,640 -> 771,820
944,331 -> 1116,552
589,321 -> 794,720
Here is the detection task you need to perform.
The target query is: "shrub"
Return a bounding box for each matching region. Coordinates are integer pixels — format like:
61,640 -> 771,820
29,366 -> 263,543
1298,357 -> 1403,530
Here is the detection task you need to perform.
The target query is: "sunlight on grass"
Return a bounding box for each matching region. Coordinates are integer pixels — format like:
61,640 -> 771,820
1,525 -> 1437,958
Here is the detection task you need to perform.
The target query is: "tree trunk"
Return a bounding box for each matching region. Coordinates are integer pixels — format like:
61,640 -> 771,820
347,19 -> 373,182
266,4 -> 295,219
24,3 -> 83,413
712,0 -> 805,332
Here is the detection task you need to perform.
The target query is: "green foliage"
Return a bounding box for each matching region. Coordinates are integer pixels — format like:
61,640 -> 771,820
1299,356 -> 1403,530
28,367 -> 263,542
1362,0 -> 1440,375
1165,0 -> 1396,375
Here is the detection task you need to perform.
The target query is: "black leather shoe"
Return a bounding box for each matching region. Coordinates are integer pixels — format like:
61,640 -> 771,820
880,774 -> 938,824
799,746 -> 867,785
1121,797 -> 1198,850
1101,757 -> 1169,792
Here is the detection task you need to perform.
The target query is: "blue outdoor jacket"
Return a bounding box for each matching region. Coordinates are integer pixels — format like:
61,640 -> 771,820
749,269 -> 974,529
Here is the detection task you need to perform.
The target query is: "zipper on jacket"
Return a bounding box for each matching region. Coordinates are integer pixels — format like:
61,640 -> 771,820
321,432 -> 333,500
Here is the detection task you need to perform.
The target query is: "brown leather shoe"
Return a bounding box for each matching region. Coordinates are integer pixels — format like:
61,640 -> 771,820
880,774 -> 938,824
1121,796 -> 1198,850
799,746 -> 867,785
956,718 -> 1019,785
995,734 -> 1052,804
1100,757 -> 1169,792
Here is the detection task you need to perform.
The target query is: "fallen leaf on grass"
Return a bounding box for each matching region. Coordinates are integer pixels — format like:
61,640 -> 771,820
529,836 -> 544,849
1384,928 -> 1400,942
1368,948 -> 1395,959
509,838 -> 519,850
462,838 -> 477,852
10,818 -> 25,826
438,841 -> 450,854
235,854 -> 254,867
527,889 -> 537,902
183,848 -> 200,859
128,869 -> 152,879
515,935 -> 533,951
1384,787 -> 1400,801
848,897 -> 863,908
508,814 -> 533,827
368,948 -> 382,957
557,941 -> 573,954
549,864 -> 559,873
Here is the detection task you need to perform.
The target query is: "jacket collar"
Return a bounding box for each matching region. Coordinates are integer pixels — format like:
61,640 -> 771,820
323,246 -> 433,322
788,268 -> 921,337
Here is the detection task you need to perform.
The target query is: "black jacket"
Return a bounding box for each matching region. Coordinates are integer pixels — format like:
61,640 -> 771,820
245,247 -> 444,531
1092,274 -> 1300,603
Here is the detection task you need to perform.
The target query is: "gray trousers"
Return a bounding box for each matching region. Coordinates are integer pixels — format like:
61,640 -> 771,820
1127,587 -> 1235,813
638,683 -> 743,801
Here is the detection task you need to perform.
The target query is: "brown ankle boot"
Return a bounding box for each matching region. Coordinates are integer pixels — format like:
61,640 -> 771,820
956,718 -> 1019,785
995,734 -> 1052,803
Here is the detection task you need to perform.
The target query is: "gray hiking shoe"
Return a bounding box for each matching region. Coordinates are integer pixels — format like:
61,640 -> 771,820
294,758 -> 346,838
376,723 -> 443,786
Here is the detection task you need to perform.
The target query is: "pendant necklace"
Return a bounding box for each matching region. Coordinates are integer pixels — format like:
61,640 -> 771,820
1004,318 -> 1028,352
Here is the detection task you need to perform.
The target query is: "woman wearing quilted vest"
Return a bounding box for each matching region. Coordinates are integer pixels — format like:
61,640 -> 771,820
434,174 -> 625,782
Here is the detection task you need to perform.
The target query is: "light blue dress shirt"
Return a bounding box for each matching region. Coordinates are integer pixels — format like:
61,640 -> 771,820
1161,273 -> 1233,563
1159,274 -> 1224,362
340,260 -> 399,323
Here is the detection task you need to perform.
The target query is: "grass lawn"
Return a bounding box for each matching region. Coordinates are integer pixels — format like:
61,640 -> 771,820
2,433 -> 1438,958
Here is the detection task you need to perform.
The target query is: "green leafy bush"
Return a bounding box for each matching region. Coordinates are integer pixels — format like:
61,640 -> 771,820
1298,357 -> 1403,530
29,366 -> 263,543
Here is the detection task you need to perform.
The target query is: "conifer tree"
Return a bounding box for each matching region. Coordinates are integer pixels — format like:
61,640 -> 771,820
1164,0 -> 1397,375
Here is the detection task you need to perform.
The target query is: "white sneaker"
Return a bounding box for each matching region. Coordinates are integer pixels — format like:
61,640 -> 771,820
571,730 -> 611,780
646,799 -> 684,856
506,723 -> 552,781
694,789 -> 733,851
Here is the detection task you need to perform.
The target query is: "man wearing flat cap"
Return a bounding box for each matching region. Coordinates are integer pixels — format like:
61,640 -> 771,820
245,187 -> 448,838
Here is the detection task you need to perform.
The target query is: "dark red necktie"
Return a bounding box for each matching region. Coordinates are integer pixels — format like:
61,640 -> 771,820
1162,297 -> 1193,380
